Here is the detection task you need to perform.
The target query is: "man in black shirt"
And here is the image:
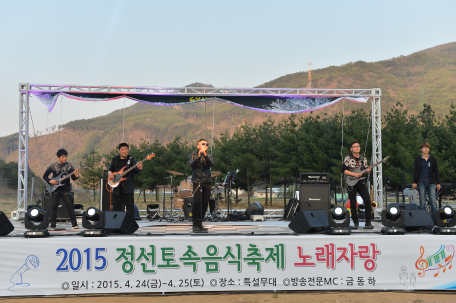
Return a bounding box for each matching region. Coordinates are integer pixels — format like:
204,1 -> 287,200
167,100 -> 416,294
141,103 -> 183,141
412,142 -> 441,214
43,149 -> 79,229
342,141 -> 373,229
108,143 -> 142,217
189,138 -> 214,233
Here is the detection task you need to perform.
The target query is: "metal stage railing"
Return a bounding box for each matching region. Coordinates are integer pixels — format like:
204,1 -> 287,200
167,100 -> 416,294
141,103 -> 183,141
139,208 -> 285,220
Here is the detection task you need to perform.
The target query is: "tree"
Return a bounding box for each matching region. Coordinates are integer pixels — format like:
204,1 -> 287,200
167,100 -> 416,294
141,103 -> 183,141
78,150 -> 104,201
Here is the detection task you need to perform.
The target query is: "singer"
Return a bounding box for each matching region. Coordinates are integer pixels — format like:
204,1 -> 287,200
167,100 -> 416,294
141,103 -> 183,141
189,139 -> 214,233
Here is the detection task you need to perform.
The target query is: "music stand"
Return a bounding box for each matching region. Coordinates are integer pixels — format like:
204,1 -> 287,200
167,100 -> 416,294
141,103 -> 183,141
223,170 -> 238,221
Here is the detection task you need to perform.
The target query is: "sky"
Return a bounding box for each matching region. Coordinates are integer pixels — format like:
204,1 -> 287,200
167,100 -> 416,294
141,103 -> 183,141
1,0 -> 455,137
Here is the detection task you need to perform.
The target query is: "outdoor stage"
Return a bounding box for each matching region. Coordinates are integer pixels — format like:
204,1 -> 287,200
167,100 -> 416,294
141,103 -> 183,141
1,217 -> 456,297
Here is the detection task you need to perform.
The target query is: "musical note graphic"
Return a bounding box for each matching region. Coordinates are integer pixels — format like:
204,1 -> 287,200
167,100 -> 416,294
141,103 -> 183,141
415,245 -> 455,278
415,246 -> 428,277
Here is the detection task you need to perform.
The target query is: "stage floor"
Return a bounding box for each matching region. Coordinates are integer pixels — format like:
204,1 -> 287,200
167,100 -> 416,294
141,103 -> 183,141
6,217 -> 389,237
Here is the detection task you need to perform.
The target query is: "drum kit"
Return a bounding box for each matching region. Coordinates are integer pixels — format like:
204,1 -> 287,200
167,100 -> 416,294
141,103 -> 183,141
165,170 -> 225,221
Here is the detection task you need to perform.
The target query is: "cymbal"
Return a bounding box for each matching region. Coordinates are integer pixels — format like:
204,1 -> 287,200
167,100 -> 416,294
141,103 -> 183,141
167,170 -> 184,176
211,171 -> 221,177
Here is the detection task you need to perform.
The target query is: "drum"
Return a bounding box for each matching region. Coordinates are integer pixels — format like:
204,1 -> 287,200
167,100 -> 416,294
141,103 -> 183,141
174,198 -> 184,209
179,180 -> 193,198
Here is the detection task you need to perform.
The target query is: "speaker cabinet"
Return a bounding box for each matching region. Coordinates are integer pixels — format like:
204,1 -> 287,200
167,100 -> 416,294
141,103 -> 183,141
288,210 -> 329,233
103,211 -> 139,234
0,211 -> 14,236
299,183 -> 331,213
403,209 -> 434,231
99,170 -> 111,211
42,191 -> 74,222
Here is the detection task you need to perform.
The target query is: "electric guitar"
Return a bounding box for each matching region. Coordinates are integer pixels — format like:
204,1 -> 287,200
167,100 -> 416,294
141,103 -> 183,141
108,153 -> 155,188
344,156 -> 390,187
45,165 -> 89,193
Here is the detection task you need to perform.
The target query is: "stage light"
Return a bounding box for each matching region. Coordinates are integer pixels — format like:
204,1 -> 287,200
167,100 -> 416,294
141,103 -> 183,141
24,207 -> 49,238
433,206 -> 456,235
147,204 -> 160,220
328,206 -> 351,235
82,207 -> 105,237
381,205 -> 405,235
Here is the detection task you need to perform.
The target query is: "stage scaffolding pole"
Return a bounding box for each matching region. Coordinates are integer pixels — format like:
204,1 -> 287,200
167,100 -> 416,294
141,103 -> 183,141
14,83 -> 31,219
371,88 -> 383,220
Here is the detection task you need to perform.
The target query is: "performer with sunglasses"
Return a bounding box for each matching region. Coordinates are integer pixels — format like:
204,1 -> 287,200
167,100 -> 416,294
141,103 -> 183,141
189,138 -> 214,233
342,141 -> 373,229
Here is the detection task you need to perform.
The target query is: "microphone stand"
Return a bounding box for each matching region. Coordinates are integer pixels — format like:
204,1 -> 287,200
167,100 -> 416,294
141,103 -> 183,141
162,155 -> 169,221
200,152 -> 204,224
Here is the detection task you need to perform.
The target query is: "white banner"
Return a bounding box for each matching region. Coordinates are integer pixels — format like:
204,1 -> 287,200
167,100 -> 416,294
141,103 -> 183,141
1,234 -> 455,296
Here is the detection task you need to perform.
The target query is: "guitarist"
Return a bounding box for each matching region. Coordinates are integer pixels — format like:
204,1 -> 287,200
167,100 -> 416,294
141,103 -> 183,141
108,143 -> 143,217
42,149 -> 80,229
342,141 -> 373,229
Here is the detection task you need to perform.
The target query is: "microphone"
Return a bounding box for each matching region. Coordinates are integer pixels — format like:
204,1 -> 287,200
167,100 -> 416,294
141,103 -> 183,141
9,255 -> 40,290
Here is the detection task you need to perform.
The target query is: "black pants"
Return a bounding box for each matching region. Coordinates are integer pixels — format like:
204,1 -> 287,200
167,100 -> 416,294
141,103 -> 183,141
347,180 -> 372,224
192,182 -> 211,221
112,187 -> 135,218
50,191 -> 77,226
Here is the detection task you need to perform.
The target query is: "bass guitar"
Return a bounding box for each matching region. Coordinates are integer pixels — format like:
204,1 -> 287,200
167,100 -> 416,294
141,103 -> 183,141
108,153 -> 155,188
45,165 -> 89,193
344,156 -> 390,187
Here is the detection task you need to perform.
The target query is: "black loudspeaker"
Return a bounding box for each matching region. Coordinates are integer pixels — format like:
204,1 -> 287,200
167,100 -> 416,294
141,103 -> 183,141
299,183 -> 331,213
103,211 -> 139,234
288,210 -> 329,233
403,209 -> 435,231
245,202 -> 264,219
183,197 -> 193,220
100,170 -> 111,211
42,191 -> 74,222
0,211 -> 14,236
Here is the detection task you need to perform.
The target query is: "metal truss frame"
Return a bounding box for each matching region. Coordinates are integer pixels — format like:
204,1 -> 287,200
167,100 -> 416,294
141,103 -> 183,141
16,83 -> 382,219
26,83 -> 374,97
15,83 -> 31,219
371,89 -> 383,219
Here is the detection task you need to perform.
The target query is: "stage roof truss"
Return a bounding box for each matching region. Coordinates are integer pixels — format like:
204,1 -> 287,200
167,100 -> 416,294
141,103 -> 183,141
25,84 -> 375,98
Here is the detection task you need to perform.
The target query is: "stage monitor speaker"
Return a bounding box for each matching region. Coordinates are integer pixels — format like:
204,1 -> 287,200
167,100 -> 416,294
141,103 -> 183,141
42,191 -> 74,222
100,170 -> 111,211
403,209 -> 434,231
103,211 -> 139,234
288,210 -> 329,233
0,211 -> 14,236
245,202 -> 264,219
299,183 -> 331,213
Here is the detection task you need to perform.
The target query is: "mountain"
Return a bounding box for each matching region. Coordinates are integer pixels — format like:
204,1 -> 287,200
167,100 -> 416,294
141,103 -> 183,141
1,41 -> 456,177
258,41 -> 456,115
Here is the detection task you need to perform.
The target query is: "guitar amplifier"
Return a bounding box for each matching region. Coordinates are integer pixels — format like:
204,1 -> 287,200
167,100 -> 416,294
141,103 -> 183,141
42,191 -> 74,222
299,183 -> 331,213
300,173 -> 329,184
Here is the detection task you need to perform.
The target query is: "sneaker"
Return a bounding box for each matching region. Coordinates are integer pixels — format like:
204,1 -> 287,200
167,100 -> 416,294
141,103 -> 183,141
72,226 -> 79,230
50,225 -> 56,229
364,223 -> 374,229
350,224 -> 359,230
